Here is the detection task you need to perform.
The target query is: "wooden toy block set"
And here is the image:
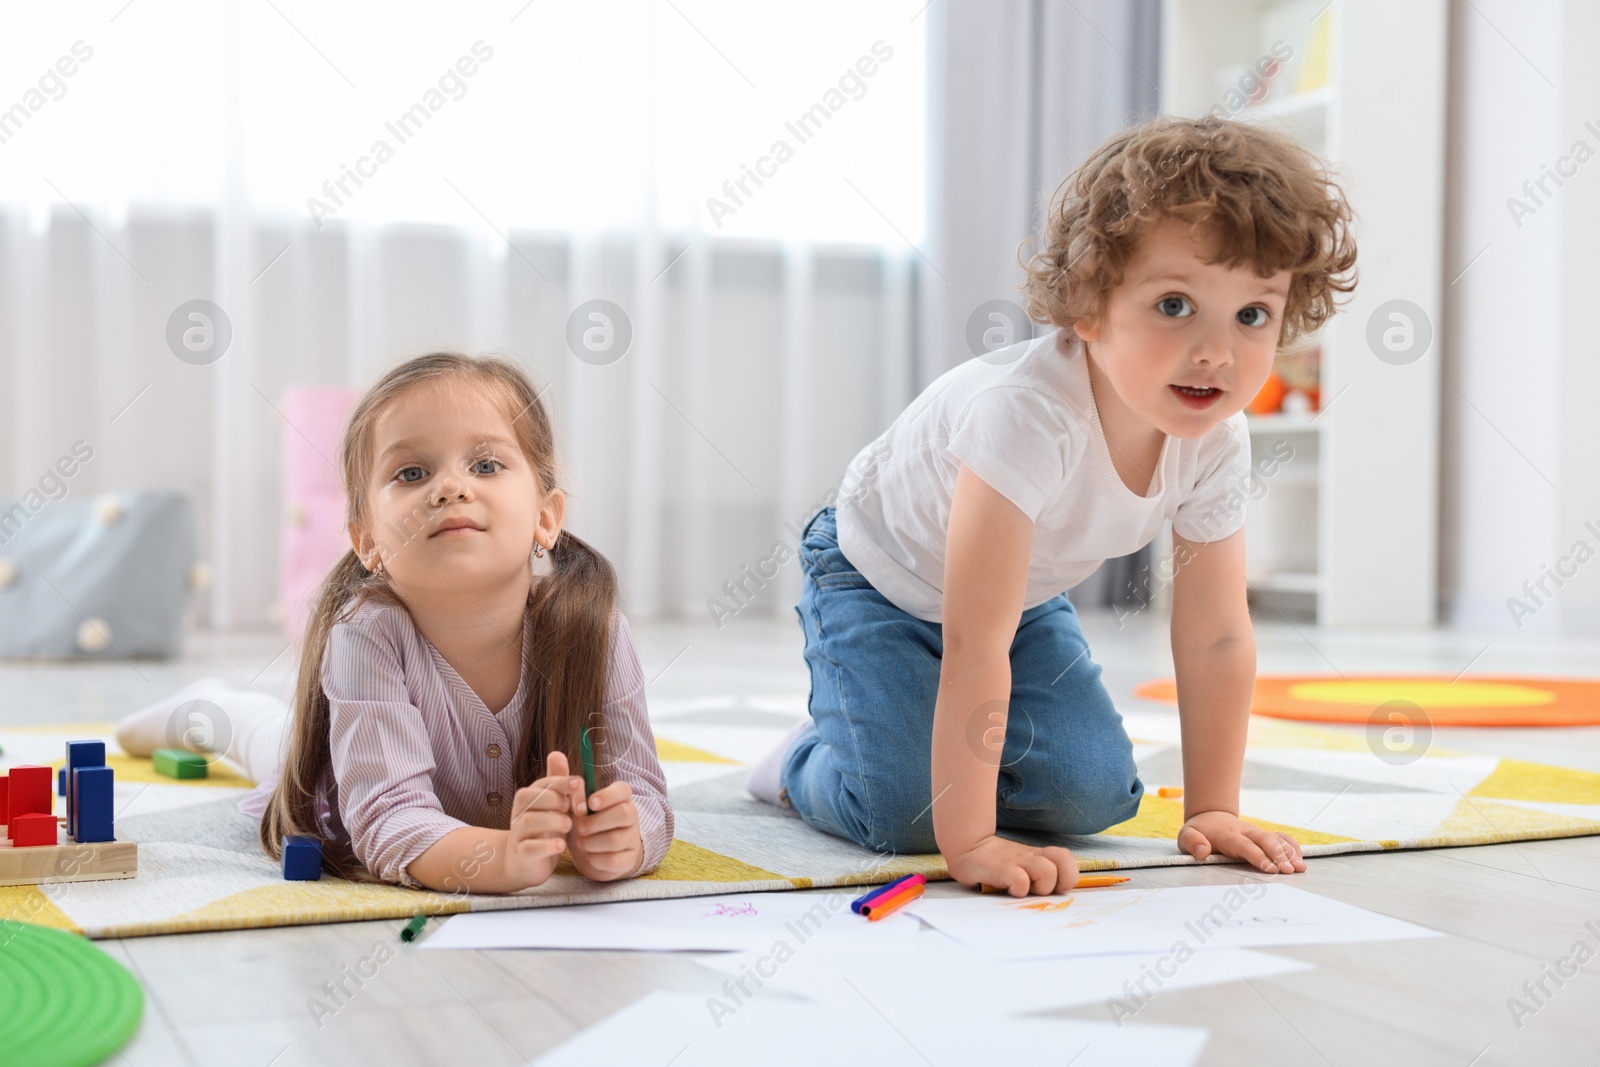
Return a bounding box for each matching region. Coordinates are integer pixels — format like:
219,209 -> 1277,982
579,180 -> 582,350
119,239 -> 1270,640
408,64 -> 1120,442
0,740 -> 137,888
0,740 -> 326,886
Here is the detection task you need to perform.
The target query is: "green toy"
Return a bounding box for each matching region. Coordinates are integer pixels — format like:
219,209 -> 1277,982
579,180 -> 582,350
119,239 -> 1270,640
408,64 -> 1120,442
0,920 -> 144,1067
152,748 -> 208,779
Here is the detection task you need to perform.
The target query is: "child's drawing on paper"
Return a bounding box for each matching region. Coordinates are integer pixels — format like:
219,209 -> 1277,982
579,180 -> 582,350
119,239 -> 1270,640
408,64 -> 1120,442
704,901 -> 760,918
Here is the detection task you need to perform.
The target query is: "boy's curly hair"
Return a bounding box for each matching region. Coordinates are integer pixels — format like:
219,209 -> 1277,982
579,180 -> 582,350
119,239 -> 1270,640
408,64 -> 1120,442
1022,115 -> 1358,349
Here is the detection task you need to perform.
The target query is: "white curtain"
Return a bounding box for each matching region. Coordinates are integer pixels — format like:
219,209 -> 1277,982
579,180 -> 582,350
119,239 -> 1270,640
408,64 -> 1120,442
0,0 -> 1160,630
0,1 -> 926,629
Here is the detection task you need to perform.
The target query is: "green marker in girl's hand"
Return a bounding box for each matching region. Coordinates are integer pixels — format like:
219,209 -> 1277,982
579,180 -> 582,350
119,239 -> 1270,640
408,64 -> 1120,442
580,727 -> 597,813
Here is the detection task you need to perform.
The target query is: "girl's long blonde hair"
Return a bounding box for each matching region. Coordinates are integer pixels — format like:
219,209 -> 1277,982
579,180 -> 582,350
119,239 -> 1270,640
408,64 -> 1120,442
261,352 -> 618,880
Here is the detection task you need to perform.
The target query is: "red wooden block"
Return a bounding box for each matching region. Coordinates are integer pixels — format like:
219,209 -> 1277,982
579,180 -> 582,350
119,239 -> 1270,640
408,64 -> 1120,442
6,765 -> 51,839
0,775 -> 8,821
11,812 -> 58,847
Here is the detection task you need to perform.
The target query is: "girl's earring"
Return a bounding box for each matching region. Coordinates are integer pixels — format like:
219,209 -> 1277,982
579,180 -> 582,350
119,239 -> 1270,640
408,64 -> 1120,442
370,555 -> 385,576
531,540 -> 546,559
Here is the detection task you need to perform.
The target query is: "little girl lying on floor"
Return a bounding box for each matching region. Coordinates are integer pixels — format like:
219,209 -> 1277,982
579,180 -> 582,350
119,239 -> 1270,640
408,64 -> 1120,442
117,352 -> 674,891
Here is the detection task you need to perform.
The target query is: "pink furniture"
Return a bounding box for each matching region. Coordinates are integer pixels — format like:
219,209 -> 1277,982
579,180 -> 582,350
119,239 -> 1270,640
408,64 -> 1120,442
279,387 -> 359,639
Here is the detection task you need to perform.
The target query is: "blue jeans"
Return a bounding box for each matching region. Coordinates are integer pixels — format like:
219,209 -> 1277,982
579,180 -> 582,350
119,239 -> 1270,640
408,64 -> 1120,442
782,506 -> 1144,855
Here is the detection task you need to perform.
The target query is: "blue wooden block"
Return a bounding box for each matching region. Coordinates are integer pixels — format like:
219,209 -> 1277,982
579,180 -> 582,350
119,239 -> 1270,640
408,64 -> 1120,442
282,835 -> 323,881
57,767 -> 65,796
71,765 -> 115,843
65,740 -> 106,840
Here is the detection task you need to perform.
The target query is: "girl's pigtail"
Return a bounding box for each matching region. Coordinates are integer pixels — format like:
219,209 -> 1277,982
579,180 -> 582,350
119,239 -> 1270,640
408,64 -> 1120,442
518,529 -> 618,793
259,549 -> 391,881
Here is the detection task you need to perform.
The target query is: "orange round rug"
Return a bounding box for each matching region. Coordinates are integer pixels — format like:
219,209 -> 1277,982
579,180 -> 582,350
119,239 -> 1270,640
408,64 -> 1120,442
1132,675 -> 1600,726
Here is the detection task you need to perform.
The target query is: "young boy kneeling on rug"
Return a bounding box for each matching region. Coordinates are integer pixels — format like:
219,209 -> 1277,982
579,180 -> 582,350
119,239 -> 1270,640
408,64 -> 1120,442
748,115 -> 1357,896
117,354 -> 673,891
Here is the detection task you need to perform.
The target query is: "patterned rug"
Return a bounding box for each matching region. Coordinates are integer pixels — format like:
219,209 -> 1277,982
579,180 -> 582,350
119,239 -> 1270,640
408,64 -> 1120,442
3,699 -> 1598,940
1134,674 -> 1600,726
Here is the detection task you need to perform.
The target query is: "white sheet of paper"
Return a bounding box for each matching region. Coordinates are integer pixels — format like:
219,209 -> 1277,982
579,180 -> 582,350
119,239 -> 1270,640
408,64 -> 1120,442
525,990 -> 1208,1066
421,891 -> 925,953
695,932 -> 1312,1017
906,884 -> 1441,960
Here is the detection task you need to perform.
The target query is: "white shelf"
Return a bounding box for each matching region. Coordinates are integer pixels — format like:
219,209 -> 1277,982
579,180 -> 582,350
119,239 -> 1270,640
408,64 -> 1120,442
1245,413 -> 1322,435
1250,571 -> 1322,596
1161,0 -> 1448,626
1238,83 -> 1337,121
1236,85 -> 1334,148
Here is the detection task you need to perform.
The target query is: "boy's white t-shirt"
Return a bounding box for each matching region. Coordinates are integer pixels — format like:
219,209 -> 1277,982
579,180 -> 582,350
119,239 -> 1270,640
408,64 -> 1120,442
833,330 -> 1253,623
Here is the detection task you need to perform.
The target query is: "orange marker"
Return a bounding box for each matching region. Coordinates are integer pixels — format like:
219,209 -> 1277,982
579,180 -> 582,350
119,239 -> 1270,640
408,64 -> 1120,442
980,874 -> 1129,893
861,879 -> 923,917
865,882 -> 923,921
1070,874 -> 1130,888
1158,786 -> 1184,799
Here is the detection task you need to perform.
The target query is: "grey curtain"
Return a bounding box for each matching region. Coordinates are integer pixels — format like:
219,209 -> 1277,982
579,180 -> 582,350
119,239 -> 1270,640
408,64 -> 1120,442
920,0 -> 1163,607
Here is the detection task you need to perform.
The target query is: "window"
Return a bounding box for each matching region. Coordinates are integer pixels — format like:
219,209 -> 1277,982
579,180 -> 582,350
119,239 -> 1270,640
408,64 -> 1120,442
0,1 -> 926,243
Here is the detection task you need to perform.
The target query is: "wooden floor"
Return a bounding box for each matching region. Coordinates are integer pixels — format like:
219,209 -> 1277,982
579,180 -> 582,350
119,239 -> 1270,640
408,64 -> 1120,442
5,607 -> 1599,1066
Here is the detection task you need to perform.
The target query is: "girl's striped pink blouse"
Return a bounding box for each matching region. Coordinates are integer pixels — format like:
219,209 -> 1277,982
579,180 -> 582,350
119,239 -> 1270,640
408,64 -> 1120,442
242,596 -> 674,887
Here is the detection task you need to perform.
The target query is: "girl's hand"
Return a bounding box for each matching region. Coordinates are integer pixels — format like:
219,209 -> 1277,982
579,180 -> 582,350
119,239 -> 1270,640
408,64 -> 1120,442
568,779 -> 645,881
946,834 -> 1079,897
503,750 -> 582,889
1179,810 -> 1305,874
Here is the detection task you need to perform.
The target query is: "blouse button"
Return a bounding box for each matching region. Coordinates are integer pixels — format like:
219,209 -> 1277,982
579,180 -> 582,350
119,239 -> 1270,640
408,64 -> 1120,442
487,744 -> 502,758
487,792 -> 503,806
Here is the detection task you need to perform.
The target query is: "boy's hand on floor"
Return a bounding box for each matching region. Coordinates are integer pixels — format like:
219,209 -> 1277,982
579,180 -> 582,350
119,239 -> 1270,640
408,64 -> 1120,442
504,750 -> 581,889
568,780 -> 645,881
946,834 -> 1079,896
1179,810 -> 1305,874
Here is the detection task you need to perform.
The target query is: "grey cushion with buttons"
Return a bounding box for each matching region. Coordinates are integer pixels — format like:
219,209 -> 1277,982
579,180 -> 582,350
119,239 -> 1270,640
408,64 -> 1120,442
0,490 -> 198,659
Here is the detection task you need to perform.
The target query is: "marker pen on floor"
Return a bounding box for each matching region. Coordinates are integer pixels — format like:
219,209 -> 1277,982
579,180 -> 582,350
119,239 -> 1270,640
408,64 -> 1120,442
864,882 -> 924,921
861,879 -> 926,918
980,874 -> 1129,893
851,873 -> 924,914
